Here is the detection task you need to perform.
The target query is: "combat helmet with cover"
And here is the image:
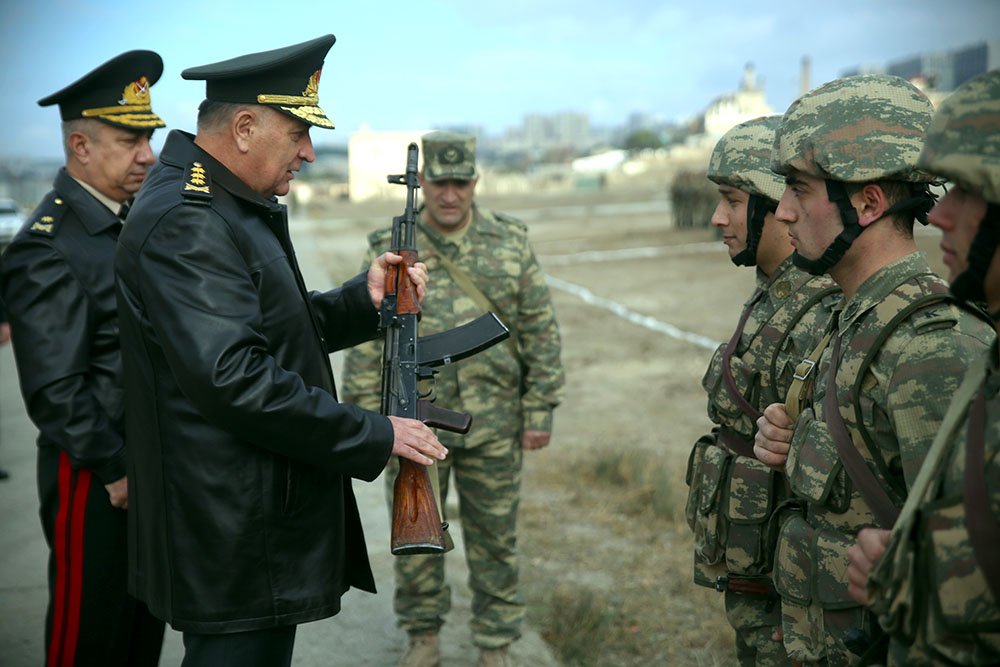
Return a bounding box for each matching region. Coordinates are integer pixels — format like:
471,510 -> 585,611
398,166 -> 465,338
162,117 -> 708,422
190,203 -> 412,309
707,115 -> 785,266
918,68 -> 1000,312
771,74 -> 938,275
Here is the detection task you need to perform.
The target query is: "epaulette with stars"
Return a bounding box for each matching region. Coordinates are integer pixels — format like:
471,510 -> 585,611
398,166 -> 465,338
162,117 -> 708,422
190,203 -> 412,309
27,192 -> 69,237
181,161 -> 212,206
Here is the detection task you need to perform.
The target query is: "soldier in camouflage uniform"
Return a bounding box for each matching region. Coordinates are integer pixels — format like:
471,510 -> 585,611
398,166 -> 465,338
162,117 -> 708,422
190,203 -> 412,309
686,115 -> 840,666
753,75 -> 995,666
341,131 -> 564,667
846,69 -> 1000,666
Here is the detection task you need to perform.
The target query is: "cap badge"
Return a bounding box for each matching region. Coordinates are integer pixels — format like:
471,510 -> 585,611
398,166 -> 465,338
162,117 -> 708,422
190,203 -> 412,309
303,70 -> 321,100
439,147 -> 464,165
119,76 -> 151,106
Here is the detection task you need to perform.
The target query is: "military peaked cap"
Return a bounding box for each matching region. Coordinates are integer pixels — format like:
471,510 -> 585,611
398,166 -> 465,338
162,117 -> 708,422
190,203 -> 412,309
422,131 -> 477,181
182,34 -> 336,129
37,50 -> 165,129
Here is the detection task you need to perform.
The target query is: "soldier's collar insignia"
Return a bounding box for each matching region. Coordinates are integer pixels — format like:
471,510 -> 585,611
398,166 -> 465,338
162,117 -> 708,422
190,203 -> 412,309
181,161 -> 213,206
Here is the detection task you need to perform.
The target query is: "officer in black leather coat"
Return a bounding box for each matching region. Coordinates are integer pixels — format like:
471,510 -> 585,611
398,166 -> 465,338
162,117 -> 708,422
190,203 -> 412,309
114,35 -> 447,667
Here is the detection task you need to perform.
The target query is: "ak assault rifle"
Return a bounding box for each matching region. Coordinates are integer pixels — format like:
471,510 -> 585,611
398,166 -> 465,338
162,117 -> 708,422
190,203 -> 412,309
381,143 -> 509,555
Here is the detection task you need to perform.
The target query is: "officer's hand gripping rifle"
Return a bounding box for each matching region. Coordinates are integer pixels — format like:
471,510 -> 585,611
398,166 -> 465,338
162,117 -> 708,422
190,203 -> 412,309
381,143 -> 509,555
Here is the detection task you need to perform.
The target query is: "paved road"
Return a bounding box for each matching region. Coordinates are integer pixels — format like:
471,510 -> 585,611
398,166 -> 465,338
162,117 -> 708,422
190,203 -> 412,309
0,218 -> 559,666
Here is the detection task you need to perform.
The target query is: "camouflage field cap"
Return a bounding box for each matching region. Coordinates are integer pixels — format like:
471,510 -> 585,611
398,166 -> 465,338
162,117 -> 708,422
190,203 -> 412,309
182,35 -> 336,129
37,50 -> 165,130
918,69 -> 1000,204
422,131 -> 477,181
707,115 -> 786,202
772,74 -> 936,183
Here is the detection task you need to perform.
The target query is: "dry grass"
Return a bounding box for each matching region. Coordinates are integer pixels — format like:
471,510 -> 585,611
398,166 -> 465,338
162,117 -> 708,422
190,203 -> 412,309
520,445 -> 735,666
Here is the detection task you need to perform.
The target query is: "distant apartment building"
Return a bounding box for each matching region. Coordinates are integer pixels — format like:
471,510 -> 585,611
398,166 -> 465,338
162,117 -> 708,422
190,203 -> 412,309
511,112 -> 591,150
843,41 -> 1000,92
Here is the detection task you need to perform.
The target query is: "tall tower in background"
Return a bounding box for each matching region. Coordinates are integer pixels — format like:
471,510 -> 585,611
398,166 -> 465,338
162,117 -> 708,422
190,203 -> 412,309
800,56 -> 811,96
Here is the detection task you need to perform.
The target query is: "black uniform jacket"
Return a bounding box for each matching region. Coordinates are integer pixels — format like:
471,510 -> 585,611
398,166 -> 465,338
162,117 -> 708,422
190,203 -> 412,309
0,169 -> 126,483
115,130 -> 394,633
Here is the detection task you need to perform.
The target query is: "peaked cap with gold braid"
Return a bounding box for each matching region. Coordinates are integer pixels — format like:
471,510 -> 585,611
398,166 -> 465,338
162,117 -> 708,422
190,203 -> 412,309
181,34 -> 336,129
37,50 -> 165,130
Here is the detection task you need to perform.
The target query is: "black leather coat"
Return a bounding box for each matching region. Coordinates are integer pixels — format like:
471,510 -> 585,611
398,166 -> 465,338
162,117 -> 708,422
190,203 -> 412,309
0,169 -> 127,483
115,131 -> 394,633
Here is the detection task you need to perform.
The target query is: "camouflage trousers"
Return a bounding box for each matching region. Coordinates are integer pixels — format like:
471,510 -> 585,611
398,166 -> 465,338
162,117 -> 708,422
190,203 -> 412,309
699,561 -> 789,667
727,587 -> 789,667
385,435 -> 524,649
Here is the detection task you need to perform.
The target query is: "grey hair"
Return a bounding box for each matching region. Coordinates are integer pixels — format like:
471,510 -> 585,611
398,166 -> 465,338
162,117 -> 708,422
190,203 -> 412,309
60,118 -> 100,160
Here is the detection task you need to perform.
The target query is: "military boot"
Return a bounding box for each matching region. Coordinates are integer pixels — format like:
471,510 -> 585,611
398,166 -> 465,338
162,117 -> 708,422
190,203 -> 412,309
398,632 -> 440,667
476,645 -> 513,667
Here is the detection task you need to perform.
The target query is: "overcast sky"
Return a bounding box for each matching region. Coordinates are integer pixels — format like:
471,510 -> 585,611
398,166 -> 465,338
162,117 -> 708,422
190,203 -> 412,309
1,0 -> 998,159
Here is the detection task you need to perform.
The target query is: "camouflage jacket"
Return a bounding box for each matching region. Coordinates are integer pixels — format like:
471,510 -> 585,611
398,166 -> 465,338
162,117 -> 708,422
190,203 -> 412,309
775,253 -> 995,614
341,204 -> 565,449
703,256 -> 840,444
870,342 -> 1000,666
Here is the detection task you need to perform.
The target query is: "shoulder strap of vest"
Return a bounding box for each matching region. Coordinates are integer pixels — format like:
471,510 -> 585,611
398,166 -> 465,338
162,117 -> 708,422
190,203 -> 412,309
721,289 -> 765,422
785,326 -> 835,423
769,284 -> 840,405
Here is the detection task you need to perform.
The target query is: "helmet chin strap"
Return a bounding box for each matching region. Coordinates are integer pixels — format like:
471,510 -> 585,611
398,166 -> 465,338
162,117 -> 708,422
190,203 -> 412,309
792,180 -> 863,276
792,180 -> 937,277
731,194 -> 774,267
950,202 -> 1000,320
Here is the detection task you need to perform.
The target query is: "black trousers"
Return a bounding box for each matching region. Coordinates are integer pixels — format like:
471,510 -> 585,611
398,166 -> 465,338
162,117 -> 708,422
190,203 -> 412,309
38,448 -> 164,667
182,626 -> 297,667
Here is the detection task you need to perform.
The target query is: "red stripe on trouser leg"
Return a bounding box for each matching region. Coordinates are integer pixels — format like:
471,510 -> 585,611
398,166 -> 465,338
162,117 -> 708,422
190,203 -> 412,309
47,453 -> 72,667
61,465 -> 91,667
47,453 -> 92,667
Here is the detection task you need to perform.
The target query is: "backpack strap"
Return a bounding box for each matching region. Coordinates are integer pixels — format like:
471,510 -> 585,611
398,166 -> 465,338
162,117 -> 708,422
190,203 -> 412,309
824,334 -> 901,527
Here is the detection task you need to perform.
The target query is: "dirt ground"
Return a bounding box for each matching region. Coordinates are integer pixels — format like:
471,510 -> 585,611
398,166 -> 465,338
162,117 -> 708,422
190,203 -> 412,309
308,185 -> 947,666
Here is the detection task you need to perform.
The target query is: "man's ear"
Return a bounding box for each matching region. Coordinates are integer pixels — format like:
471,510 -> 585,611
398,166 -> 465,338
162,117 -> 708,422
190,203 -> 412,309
67,131 -> 90,164
232,109 -> 257,154
856,183 -> 890,228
